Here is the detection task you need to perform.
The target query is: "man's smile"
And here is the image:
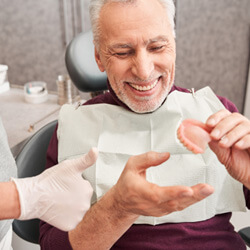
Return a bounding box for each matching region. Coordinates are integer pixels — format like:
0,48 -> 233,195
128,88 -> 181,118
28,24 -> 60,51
126,77 -> 160,92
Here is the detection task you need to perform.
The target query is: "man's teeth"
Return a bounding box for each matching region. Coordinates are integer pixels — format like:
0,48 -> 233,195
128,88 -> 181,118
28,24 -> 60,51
129,79 -> 158,91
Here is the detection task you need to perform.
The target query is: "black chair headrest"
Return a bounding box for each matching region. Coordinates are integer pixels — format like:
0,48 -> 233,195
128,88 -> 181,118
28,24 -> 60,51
65,30 -> 108,92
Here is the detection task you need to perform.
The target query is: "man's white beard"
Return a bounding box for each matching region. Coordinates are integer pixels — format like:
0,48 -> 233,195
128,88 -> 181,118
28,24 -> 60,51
118,76 -> 173,114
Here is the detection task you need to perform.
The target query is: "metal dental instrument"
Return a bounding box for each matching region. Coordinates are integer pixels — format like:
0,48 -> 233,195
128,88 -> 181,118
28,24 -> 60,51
28,108 -> 60,132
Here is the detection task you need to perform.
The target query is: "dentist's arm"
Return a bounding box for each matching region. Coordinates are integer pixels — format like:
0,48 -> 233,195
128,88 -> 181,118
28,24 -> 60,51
0,181 -> 20,220
1,148 -> 98,231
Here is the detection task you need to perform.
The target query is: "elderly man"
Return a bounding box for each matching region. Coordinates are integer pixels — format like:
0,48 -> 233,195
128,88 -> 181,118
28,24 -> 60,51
40,0 -> 250,249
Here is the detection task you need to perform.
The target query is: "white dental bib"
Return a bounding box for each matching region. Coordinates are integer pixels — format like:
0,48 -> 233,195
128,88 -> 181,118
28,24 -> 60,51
58,86 -> 246,225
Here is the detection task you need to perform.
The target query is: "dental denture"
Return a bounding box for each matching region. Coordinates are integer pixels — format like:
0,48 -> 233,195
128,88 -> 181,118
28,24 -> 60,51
177,119 -> 212,154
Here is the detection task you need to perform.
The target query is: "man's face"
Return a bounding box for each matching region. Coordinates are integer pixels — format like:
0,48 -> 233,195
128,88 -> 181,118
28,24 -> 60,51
95,0 -> 176,113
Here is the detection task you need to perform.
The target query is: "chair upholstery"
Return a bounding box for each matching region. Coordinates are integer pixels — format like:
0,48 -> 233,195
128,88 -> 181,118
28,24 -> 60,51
65,30 -> 108,92
12,120 -> 57,244
239,227 -> 250,248
12,30 -> 108,245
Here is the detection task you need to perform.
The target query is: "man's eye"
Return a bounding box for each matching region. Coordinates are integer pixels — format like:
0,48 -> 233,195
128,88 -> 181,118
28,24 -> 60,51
150,45 -> 165,51
116,52 -> 128,56
114,51 -> 133,58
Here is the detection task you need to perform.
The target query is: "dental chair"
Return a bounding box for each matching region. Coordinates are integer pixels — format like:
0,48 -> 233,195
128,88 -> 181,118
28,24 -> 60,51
12,120 -> 57,244
239,228 -> 250,247
12,30 -> 107,245
65,29 -> 108,93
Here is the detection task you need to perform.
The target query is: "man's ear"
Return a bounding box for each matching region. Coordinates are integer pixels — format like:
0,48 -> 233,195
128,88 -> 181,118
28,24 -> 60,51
95,47 -> 105,72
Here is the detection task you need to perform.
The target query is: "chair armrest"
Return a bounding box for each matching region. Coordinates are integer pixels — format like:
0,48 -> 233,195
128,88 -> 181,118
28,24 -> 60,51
238,227 -> 250,247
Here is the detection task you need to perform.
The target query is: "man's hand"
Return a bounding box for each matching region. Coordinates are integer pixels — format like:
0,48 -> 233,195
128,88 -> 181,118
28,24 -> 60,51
206,109 -> 250,189
69,151 -> 214,250
12,148 -> 98,231
111,151 -> 214,217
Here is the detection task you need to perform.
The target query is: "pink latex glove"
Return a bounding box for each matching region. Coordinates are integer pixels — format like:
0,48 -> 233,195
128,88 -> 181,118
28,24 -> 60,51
12,148 -> 98,231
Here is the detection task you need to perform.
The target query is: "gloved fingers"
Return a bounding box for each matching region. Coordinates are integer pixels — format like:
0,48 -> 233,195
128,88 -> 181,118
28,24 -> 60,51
71,147 -> 99,172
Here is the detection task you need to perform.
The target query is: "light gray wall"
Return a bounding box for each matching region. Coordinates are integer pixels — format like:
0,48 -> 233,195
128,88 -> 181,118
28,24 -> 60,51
0,0 -> 91,98
1,0 -> 66,92
175,0 -> 250,112
2,0 -> 249,112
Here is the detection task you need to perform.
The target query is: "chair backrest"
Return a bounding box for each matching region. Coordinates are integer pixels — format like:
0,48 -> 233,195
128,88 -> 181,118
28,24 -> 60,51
65,30 -> 108,92
12,120 -> 57,244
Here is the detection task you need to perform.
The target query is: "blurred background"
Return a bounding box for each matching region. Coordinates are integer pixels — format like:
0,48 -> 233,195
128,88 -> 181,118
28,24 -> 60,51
1,0 -> 250,112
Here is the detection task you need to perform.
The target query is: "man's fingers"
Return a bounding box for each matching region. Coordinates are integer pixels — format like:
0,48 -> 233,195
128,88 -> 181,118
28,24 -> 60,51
190,183 -> 214,199
206,109 -> 231,127
162,184 -> 214,212
128,151 -> 170,173
133,183 -> 214,216
154,183 -> 213,203
235,134 -> 250,149
72,147 -> 99,172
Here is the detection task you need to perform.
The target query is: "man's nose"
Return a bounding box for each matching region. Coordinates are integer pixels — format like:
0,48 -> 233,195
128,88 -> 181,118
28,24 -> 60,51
131,50 -> 154,80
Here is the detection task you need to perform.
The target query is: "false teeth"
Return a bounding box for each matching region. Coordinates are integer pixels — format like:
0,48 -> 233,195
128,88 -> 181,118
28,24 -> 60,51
177,119 -> 212,154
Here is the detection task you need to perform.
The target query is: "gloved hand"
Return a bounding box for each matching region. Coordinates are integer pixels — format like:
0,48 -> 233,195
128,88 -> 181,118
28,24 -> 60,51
12,147 -> 98,231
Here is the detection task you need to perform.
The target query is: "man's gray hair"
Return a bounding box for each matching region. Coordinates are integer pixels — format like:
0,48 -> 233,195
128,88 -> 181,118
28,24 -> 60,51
89,0 -> 175,47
